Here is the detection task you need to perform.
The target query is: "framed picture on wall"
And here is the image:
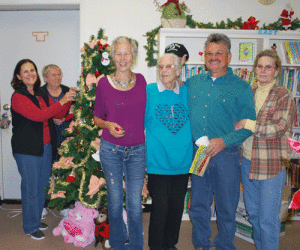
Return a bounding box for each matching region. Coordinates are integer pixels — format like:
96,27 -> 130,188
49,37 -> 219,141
239,42 -> 254,63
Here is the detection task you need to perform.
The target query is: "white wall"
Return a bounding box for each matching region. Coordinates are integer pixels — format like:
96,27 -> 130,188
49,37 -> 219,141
1,0 -> 300,83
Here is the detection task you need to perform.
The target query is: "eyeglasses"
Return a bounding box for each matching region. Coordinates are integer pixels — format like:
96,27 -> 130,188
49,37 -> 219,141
256,65 -> 276,71
205,51 -> 227,57
158,64 -> 175,70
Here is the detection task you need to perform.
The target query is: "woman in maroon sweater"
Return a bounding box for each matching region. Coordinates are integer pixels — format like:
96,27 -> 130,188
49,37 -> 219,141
11,59 -> 76,240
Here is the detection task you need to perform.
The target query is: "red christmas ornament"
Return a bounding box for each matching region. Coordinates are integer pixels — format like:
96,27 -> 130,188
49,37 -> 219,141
95,70 -> 100,77
199,52 -> 203,56
65,175 -> 76,183
65,114 -> 74,121
65,170 -> 76,183
98,45 -> 103,49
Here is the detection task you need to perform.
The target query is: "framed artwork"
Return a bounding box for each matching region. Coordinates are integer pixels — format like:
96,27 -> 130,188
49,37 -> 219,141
239,42 -> 254,63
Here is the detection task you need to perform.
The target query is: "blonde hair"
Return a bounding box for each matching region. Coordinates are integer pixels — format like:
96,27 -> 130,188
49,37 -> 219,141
111,36 -> 138,67
42,64 -> 62,78
254,49 -> 282,73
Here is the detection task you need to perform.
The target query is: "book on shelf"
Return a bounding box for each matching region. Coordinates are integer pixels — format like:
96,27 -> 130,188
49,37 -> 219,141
295,41 -> 300,63
239,42 -> 254,64
233,68 -> 255,85
288,162 -> 300,187
239,42 -> 254,63
291,41 -> 300,64
181,65 -> 206,81
183,189 -> 191,213
279,68 -> 300,96
281,41 -> 300,65
284,42 -> 294,64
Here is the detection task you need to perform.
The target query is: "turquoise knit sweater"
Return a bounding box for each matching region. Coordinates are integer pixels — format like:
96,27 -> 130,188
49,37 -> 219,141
145,83 -> 193,175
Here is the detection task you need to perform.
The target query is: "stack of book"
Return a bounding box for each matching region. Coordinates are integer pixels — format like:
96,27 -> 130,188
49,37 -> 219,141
279,67 -> 300,96
180,65 -> 206,82
233,68 -> 255,84
282,41 -> 300,65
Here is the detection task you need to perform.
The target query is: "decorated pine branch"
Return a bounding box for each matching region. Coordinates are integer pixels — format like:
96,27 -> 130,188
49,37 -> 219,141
47,29 -> 115,209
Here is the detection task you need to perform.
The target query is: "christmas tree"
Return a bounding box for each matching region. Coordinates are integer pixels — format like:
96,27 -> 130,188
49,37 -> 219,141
47,28 -> 115,209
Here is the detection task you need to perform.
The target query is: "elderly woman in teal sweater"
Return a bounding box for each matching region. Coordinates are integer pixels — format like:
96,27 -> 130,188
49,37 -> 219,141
145,53 -> 193,250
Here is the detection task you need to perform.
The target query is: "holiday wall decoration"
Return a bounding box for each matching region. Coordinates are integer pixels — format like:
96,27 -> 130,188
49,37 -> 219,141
47,29 -> 115,209
145,2 -> 300,67
279,3 -> 294,30
158,0 -> 191,28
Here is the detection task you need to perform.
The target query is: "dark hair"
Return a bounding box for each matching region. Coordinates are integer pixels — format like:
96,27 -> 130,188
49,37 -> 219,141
204,33 -> 231,53
11,59 -> 41,91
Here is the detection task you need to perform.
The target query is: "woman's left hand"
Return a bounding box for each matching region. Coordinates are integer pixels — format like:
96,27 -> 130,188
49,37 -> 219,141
234,119 -> 246,131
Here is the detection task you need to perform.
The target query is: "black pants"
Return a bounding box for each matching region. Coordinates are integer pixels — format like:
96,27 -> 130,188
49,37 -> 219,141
148,173 -> 189,250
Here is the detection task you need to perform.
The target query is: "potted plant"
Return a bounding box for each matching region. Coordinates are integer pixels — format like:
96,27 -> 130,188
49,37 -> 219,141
159,0 -> 191,28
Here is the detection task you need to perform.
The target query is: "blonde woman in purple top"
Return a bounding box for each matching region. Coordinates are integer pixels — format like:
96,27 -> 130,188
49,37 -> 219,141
93,36 -> 147,250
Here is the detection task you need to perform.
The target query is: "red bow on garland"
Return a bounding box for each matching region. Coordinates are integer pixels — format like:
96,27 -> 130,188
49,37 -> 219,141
241,16 -> 259,30
164,0 -> 182,15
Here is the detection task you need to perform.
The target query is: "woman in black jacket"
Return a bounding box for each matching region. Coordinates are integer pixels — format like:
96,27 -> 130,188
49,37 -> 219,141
11,59 -> 76,240
39,64 -> 72,161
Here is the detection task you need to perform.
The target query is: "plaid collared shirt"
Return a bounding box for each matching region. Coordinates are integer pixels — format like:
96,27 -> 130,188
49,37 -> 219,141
250,83 -> 297,180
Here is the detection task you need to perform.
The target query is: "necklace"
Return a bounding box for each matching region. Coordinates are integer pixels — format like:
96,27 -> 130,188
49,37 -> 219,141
112,73 -> 135,89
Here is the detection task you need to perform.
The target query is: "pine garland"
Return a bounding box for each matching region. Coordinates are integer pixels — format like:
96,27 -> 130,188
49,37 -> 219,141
145,15 -> 300,67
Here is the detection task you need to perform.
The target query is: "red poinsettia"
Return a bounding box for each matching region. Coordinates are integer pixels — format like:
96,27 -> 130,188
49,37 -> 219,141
241,16 -> 259,30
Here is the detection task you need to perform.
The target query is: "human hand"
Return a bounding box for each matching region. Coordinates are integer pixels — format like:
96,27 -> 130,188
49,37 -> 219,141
234,119 -> 246,131
205,138 -> 225,157
177,78 -> 184,88
53,118 -> 65,125
59,88 -> 77,105
107,122 -> 125,138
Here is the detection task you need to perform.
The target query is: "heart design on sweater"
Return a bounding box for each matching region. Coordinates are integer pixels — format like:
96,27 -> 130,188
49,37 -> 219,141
155,103 -> 189,134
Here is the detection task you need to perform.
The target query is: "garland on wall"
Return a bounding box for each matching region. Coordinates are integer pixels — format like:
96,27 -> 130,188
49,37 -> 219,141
144,15 -> 300,67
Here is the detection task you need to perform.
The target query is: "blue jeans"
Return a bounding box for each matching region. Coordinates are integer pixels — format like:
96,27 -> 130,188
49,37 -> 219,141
189,144 -> 240,250
241,157 -> 286,250
100,139 -> 146,250
14,143 -> 52,234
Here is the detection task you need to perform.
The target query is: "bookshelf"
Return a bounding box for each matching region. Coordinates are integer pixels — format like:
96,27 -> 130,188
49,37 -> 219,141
158,28 -> 300,220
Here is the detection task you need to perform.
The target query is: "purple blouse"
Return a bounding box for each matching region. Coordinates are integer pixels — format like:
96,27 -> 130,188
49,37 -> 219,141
93,73 -> 147,146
